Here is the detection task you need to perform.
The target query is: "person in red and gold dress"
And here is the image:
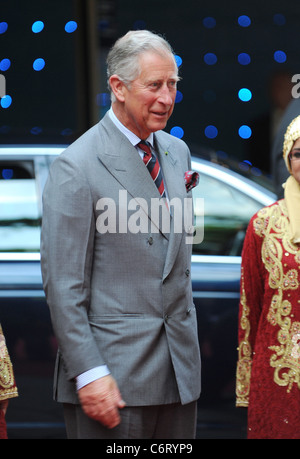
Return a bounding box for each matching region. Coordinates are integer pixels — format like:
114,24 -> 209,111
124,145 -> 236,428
0,324 -> 18,439
236,115 -> 300,439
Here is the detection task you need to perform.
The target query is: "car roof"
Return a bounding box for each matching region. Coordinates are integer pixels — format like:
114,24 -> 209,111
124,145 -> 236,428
191,156 -> 277,207
0,145 -> 66,159
0,144 -> 277,207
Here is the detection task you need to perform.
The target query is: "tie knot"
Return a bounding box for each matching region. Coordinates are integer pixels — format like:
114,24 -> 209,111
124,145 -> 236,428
138,141 -> 152,158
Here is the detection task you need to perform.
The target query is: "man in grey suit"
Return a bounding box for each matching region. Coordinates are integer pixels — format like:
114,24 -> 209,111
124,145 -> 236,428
41,30 -> 201,439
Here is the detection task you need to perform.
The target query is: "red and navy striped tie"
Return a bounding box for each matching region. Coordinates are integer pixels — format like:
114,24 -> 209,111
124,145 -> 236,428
138,140 -> 166,199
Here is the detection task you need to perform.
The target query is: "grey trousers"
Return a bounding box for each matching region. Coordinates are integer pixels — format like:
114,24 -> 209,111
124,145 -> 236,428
63,401 -> 197,439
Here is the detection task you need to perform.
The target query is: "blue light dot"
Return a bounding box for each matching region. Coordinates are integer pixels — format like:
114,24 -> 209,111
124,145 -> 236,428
0,22 -> 8,34
251,167 -> 262,177
0,59 -> 11,71
2,169 -> 13,180
238,15 -> 251,27
238,88 -> 252,102
61,128 -> 73,137
204,53 -> 217,65
273,14 -> 286,26
170,126 -> 184,139
203,17 -> 216,28
96,93 -> 111,107
175,90 -> 183,103
65,21 -> 78,33
274,50 -> 287,63
33,58 -> 45,71
205,125 -> 218,139
30,127 -> 42,135
239,125 -> 252,139
1,95 -> 12,109
239,160 -> 251,171
175,55 -> 182,67
238,53 -> 251,65
32,21 -> 44,33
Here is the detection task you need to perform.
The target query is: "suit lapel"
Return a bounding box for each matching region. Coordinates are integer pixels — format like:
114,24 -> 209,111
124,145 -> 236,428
154,134 -> 186,205
96,114 -> 188,278
154,133 -> 187,281
96,114 -> 170,237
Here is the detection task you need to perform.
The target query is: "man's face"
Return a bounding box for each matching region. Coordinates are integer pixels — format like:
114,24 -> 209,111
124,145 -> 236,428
116,51 -> 178,139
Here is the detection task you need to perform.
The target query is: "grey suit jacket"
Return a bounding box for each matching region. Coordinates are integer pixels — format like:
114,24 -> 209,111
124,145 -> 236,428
41,112 -> 201,407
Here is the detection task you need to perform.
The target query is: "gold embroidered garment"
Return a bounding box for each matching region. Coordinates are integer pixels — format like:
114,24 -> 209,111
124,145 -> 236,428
0,324 -> 18,401
236,200 -> 300,438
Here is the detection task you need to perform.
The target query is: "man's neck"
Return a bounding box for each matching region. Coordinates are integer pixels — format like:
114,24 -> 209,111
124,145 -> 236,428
109,105 -> 153,145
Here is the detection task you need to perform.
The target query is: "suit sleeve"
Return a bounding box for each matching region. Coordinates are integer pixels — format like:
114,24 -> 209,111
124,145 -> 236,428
41,154 -> 104,381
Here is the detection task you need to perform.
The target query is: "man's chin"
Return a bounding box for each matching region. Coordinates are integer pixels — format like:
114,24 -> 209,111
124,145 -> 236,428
149,119 -> 169,133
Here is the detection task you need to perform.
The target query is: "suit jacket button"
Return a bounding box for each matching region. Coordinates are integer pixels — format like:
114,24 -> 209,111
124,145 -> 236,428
185,269 -> 190,276
148,236 -> 153,245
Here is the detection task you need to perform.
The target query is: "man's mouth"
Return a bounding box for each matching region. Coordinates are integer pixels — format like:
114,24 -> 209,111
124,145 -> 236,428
152,111 -> 168,117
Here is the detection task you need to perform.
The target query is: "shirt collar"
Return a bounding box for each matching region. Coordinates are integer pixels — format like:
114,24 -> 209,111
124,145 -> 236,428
108,107 -> 154,147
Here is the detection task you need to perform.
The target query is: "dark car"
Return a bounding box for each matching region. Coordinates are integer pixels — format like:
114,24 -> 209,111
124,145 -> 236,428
0,146 -> 276,439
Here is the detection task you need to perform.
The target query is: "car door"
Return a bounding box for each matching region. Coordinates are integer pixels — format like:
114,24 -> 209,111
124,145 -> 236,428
0,149 -> 66,438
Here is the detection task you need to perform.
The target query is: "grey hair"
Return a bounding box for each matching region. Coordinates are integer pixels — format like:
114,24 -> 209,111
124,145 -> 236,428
106,30 -> 178,102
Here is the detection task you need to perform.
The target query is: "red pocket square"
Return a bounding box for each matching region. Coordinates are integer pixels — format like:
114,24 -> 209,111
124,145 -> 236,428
184,171 -> 199,192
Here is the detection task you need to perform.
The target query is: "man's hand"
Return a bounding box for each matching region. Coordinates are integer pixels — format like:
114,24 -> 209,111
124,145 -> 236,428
78,375 -> 126,429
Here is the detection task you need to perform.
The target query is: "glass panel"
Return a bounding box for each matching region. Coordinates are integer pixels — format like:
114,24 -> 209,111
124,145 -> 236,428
0,162 -> 40,252
192,172 -> 261,256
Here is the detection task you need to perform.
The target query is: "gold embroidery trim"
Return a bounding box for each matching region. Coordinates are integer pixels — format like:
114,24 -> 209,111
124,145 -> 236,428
236,267 -> 252,407
0,324 -> 18,400
258,202 -> 300,393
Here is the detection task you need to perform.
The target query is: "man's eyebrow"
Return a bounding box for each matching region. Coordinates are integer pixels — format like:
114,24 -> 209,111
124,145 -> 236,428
145,76 -> 179,84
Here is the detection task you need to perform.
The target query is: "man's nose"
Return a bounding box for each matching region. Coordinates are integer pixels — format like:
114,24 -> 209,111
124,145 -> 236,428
157,85 -> 174,105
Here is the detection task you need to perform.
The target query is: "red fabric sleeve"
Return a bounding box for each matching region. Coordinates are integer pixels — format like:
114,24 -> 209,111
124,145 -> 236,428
236,214 -> 265,406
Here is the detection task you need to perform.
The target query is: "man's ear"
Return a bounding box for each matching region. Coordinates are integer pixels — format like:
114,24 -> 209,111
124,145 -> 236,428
109,75 -> 126,102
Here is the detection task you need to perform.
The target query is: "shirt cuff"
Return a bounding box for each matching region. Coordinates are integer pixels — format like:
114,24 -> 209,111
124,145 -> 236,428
76,365 -> 110,391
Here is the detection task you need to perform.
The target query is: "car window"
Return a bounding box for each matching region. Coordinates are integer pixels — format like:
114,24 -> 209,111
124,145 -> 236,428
192,171 -> 262,256
0,162 -> 41,252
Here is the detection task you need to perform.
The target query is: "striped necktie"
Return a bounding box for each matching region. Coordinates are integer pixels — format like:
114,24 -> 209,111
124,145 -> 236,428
138,141 -> 166,199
